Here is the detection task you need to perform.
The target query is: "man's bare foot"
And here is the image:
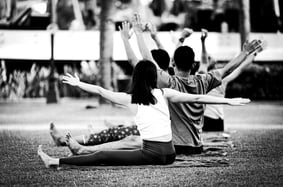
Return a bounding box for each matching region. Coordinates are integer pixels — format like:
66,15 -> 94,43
65,133 -> 85,155
50,123 -> 66,146
38,145 -> 59,168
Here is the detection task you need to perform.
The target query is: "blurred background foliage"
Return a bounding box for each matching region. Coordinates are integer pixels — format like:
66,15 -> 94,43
1,60 -> 283,100
1,0 -> 282,32
0,60 -> 104,99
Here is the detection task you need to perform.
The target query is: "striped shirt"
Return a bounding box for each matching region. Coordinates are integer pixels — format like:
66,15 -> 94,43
158,70 -> 222,147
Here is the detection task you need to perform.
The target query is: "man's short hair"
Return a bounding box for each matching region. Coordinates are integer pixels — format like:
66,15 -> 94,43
173,46 -> 195,72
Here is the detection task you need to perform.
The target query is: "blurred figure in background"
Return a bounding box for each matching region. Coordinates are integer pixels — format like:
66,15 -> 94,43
0,0 -> 17,24
199,28 -> 264,131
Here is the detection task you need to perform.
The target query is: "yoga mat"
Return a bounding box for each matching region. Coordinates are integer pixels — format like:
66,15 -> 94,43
57,132 -> 233,170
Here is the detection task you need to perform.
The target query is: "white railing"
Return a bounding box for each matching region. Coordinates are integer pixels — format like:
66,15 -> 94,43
0,30 -> 282,61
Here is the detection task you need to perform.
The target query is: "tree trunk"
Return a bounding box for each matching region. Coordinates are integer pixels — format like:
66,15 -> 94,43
99,0 -> 115,96
46,0 -> 60,104
239,0 -> 250,48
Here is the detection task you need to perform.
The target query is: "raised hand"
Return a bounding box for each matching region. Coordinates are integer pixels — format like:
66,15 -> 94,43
62,73 -> 80,86
119,21 -> 133,40
243,39 -> 267,55
201,28 -> 208,42
147,22 -> 157,37
227,98 -> 251,106
132,13 -> 143,34
180,28 -> 193,39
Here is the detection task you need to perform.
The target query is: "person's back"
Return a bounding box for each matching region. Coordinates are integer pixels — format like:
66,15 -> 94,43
168,72 -> 221,147
158,46 -> 222,153
119,14 -> 264,154
135,89 -> 172,142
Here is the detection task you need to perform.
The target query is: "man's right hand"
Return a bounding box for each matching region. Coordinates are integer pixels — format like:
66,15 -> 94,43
201,28 -> 208,42
243,39 -> 267,55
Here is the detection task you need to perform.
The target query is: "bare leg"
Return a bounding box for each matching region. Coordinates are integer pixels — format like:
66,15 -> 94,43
37,145 -> 59,168
67,135 -> 142,155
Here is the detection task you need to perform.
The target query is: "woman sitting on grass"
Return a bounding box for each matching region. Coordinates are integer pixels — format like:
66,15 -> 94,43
38,60 -> 250,168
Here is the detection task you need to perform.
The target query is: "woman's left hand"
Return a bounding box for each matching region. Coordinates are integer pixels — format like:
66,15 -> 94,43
228,98 -> 251,106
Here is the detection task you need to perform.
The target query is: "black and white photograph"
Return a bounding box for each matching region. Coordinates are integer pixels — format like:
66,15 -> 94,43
0,0 -> 282,186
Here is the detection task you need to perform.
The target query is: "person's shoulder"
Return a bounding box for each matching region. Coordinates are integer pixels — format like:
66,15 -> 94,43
152,88 -> 164,95
194,73 -> 206,79
207,69 -> 222,78
168,75 -> 196,88
196,70 -> 221,82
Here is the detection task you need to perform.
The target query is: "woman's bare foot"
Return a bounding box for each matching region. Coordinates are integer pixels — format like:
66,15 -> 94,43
37,145 -> 59,168
50,123 -> 66,146
65,133 -> 85,155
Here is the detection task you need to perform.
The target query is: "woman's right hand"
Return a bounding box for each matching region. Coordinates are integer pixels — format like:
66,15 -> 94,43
62,73 -> 80,86
132,13 -> 143,34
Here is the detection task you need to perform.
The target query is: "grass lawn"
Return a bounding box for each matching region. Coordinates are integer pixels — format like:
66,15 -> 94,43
0,98 -> 283,186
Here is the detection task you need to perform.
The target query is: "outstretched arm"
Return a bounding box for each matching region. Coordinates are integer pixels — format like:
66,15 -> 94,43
62,73 -> 131,106
119,21 -> 139,67
148,23 -> 165,50
132,13 -> 171,87
164,88 -> 250,106
199,28 -> 209,73
223,53 -> 256,84
132,13 -> 154,62
170,28 -> 193,67
217,39 -> 266,79
175,28 -> 194,49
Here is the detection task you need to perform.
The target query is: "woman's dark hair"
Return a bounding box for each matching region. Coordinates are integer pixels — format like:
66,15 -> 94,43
151,49 -> 170,71
173,46 -> 195,72
130,60 -> 157,105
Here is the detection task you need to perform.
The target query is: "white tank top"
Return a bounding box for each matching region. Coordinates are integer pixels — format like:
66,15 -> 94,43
134,89 -> 172,142
204,84 -> 225,119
